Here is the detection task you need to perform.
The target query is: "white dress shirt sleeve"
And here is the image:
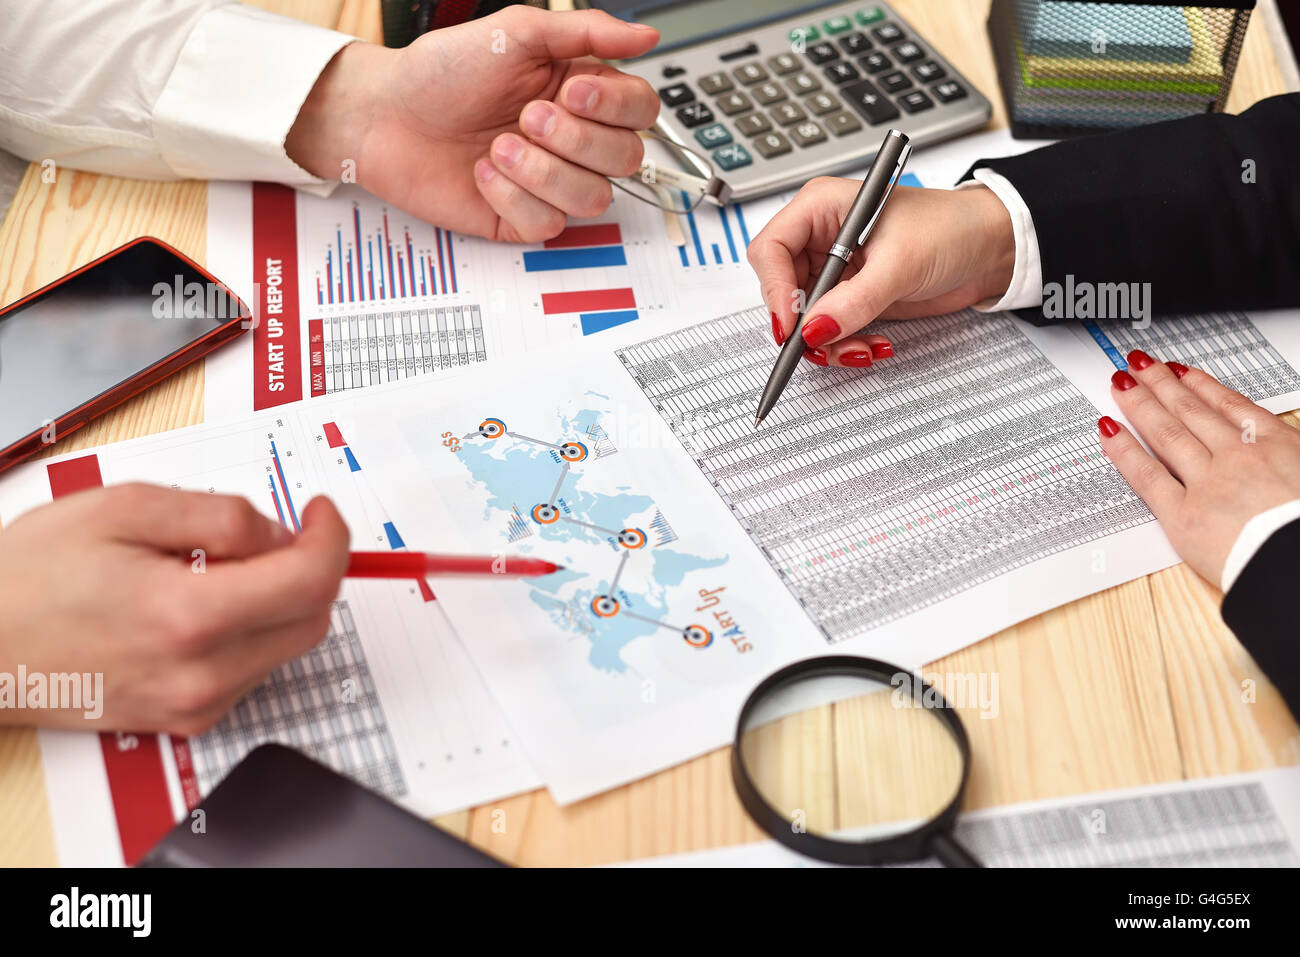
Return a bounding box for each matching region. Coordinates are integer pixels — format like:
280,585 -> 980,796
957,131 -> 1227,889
0,0 -> 354,191
955,168 -> 1044,312
1220,500 -> 1300,593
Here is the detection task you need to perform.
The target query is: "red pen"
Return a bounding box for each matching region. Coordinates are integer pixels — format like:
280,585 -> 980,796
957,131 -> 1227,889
345,552 -> 564,579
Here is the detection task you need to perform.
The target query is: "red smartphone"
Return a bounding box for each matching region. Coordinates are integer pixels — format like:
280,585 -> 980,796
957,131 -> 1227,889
0,237 -> 249,472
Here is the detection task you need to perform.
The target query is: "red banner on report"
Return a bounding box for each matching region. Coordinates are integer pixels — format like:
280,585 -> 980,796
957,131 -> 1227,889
45,455 -> 188,864
251,183 -> 303,409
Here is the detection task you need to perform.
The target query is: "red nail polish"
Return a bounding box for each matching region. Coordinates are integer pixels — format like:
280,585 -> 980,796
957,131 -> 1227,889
840,351 -> 873,368
801,314 -> 840,349
770,312 -> 785,346
1112,370 -> 1138,391
1168,361 -> 1189,378
871,341 -> 893,359
1098,416 -> 1121,438
1127,349 -> 1154,371
804,348 -> 828,366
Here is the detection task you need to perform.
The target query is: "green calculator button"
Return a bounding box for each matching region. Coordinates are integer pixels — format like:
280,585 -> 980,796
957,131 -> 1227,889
712,143 -> 753,171
789,25 -> 819,44
856,7 -> 885,25
694,123 -> 733,148
823,16 -> 852,34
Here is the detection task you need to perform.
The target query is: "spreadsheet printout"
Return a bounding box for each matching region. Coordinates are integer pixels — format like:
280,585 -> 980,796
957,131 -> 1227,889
625,767 -> 1300,867
348,296 -> 1300,802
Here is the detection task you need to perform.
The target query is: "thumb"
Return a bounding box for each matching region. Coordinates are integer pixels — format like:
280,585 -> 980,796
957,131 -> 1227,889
517,8 -> 659,61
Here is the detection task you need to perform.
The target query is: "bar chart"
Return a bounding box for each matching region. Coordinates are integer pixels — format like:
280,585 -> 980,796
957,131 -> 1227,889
675,197 -> 750,268
315,201 -> 462,305
523,223 -> 628,272
323,420 -> 436,602
541,287 -> 639,336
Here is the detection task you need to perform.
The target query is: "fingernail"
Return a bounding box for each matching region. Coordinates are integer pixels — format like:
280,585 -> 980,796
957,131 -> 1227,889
770,312 -> 785,345
566,79 -> 599,113
1112,370 -> 1138,391
493,136 -> 524,168
1168,361 -> 1190,378
629,21 -> 657,30
804,348 -> 828,366
1127,349 -> 1154,371
870,341 -> 893,359
474,159 -> 497,182
840,351 -> 873,368
801,314 -> 840,348
270,519 -> 295,545
1098,416 -> 1121,438
521,102 -> 556,138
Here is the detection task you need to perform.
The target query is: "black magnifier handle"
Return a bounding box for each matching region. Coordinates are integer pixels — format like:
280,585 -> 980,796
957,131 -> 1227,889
930,832 -> 982,868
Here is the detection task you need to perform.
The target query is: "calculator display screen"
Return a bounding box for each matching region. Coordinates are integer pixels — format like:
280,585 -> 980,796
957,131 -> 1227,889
586,0 -> 834,55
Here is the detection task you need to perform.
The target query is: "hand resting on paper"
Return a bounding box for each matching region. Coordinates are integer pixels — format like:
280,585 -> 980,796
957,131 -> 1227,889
1098,352 -> 1300,590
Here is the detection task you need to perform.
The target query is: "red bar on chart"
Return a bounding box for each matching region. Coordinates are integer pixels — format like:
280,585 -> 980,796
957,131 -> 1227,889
543,223 -> 622,248
541,288 -> 637,315
323,422 -> 346,448
46,453 -> 178,865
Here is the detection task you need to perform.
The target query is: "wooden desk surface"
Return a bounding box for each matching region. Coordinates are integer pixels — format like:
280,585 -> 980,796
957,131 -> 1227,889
1,0 -> 1297,867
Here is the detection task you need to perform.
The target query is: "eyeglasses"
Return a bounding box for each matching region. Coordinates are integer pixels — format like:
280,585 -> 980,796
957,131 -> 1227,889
611,131 -> 733,214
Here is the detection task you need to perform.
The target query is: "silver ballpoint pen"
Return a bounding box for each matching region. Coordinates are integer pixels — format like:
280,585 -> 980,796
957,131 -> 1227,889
753,129 -> 912,428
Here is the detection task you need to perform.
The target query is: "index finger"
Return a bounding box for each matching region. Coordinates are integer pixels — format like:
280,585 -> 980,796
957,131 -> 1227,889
747,186 -> 832,331
188,496 -> 351,632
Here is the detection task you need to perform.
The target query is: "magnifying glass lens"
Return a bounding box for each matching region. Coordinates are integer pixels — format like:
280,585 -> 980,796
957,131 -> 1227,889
738,672 -> 966,844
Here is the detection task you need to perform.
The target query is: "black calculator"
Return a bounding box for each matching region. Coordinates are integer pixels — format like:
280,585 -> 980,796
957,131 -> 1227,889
580,0 -> 992,201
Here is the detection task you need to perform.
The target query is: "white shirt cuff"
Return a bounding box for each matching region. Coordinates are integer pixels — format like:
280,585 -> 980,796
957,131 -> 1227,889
1220,500 -> 1300,593
956,168 -> 1044,312
152,4 -> 354,190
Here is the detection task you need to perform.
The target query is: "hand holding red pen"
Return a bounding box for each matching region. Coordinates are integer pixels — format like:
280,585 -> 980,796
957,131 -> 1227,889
0,486 -> 349,734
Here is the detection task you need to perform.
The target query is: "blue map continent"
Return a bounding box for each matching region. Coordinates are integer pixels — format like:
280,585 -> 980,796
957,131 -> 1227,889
455,408 -> 726,673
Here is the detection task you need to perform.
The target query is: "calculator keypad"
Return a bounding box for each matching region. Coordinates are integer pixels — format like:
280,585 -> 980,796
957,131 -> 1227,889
753,131 -> 793,158
716,91 -> 753,115
676,102 -> 714,127
824,62 -> 861,85
657,7 -> 976,176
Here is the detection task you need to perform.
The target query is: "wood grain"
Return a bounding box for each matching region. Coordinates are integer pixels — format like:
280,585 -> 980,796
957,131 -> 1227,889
0,0 -> 1296,868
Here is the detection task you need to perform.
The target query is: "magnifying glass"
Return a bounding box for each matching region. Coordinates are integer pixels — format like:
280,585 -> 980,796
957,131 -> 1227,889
731,655 -> 982,867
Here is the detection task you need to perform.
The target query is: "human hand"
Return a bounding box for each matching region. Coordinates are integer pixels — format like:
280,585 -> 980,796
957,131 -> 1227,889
0,485 -> 349,733
1099,351 -> 1300,587
747,177 -> 1016,367
286,7 -> 660,243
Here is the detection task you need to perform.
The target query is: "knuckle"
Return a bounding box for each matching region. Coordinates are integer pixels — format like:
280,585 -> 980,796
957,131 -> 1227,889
1170,396 -> 1204,421
1152,421 -> 1190,450
617,135 -> 643,177
1131,459 -> 1166,492
583,180 -> 613,217
168,664 -> 227,721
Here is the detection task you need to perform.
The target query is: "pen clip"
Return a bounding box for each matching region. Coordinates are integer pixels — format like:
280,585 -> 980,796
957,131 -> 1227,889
855,142 -> 912,247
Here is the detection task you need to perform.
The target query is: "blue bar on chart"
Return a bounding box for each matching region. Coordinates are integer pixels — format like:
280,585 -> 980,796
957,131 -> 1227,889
676,195 -> 748,268
523,223 -> 627,272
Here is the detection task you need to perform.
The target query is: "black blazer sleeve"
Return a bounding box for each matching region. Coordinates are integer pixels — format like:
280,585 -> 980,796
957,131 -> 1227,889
960,94 -> 1300,324
1221,517 -> 1300,720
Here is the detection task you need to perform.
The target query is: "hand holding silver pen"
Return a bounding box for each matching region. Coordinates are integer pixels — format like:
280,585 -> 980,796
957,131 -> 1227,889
754,129 -> 912,428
